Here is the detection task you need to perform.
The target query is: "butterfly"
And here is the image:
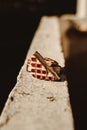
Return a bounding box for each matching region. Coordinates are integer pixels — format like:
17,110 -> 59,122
26,51 -> 61,81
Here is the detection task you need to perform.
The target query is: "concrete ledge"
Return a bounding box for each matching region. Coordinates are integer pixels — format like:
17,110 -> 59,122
0,16 -> 74,130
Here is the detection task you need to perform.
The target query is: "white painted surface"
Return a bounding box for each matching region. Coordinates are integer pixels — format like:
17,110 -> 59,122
76,0 -> 87,18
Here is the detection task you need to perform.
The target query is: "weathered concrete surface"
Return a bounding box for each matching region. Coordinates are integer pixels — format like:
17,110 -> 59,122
0,16 -> 74,130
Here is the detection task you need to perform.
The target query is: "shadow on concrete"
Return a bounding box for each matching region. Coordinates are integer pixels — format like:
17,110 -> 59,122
0,11 -> 41,114
65,29 -> 87,130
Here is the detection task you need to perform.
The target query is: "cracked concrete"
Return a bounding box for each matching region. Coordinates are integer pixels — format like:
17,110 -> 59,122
0,16 -> 74,130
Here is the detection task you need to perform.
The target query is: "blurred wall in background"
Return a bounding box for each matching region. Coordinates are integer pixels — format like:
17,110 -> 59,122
0,0 -> 76,15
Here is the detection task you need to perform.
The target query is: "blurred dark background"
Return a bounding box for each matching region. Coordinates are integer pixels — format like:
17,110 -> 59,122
0,0 -> 76,124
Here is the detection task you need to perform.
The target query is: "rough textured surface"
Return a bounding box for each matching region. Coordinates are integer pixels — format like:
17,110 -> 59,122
0,16 -> 74,130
